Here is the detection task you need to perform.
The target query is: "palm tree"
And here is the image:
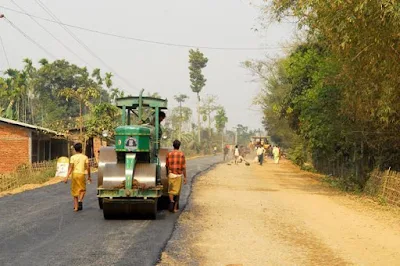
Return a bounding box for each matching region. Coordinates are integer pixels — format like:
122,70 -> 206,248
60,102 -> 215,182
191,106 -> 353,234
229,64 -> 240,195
23,58 -> 37,124
199,95 -> 220,140
214,107 -> 228,150
91,68 -> 103,85
59,87 -> 100,144
110,88 -> 124,103
174,93 -> 189,140
105,72 -> 113,90
4,69 -> 26,121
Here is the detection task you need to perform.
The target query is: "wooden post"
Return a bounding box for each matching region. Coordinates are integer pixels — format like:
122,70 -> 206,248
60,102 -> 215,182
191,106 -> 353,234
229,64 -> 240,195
382,167 -> 391,198
37,136 -> 40,162
49,138 -> 52,161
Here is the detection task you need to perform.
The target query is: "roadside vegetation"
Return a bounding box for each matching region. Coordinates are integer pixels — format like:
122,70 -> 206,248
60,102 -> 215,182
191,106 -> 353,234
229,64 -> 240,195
244,1 -> 400,194
0,161 -> 56,193
0,51 -> 257,159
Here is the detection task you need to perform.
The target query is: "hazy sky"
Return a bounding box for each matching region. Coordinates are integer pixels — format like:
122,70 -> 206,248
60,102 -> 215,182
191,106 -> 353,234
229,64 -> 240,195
0,0 -> 296,130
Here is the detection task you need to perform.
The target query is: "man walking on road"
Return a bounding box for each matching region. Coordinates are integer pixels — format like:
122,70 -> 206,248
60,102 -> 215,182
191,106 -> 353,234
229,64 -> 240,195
223,145 -> 229,161
256,145 -> 265,165
234,145 -> 240,164
273,146 -> 281,164
166,140 -> 187,213
64,143 -> 91,212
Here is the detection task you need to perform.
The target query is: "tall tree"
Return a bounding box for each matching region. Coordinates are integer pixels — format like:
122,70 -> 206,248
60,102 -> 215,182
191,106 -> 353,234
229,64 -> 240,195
91,68 -> 103,85
214,107 -> 228,149
86,102 -> 120,139
104,72 -> 113,89
174,93 -> 189,140
110,88 -> 124,103
59,87 -> 100,142
3,68 -> 27,121
188,49 -> 208,143
22,58 -> 37,124
169,106 -> 192,138
199,94 -> 220,139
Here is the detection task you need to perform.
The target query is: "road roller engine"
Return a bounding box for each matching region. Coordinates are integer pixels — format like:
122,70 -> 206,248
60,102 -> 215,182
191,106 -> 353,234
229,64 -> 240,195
97,89 -> 170,219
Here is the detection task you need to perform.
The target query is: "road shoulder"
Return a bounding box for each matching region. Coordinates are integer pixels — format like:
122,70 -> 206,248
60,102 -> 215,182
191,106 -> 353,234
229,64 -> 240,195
159,158 -> 400,265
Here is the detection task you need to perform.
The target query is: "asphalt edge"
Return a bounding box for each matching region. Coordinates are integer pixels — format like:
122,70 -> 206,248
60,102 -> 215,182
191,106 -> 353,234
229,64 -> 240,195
155,160 -> 222,265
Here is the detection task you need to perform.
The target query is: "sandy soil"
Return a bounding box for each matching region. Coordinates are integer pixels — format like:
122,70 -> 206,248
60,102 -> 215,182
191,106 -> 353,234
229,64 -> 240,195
159,157 -> 400,266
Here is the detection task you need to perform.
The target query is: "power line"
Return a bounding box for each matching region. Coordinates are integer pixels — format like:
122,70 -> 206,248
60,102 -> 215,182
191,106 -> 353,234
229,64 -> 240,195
33,0 -> 138,91
0,5 -> 290,51
3,16 -> 55,59
9,0 -> 92,67
0,34 -> 10,68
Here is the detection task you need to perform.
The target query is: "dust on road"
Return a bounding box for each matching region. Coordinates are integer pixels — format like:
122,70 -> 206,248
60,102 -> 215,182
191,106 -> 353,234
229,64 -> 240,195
159,158 -> 400,266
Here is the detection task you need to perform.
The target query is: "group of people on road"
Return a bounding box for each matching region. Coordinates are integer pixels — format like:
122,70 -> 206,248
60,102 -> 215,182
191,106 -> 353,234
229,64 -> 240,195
221,142 -> 282,166
255,144 -> 281,165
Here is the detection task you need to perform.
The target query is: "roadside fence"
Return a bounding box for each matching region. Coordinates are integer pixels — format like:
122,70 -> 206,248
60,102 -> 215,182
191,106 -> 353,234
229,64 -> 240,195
365,169 -> 400,206
0,161 -> 56,193
0,158 -> 98,193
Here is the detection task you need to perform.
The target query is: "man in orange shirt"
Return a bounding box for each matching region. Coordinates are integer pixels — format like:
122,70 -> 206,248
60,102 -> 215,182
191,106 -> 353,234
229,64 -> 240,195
165,140 -> 187,213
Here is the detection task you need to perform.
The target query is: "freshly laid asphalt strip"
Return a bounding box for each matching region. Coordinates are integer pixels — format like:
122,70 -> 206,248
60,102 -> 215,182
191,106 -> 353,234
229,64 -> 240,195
0,155 -> 221,266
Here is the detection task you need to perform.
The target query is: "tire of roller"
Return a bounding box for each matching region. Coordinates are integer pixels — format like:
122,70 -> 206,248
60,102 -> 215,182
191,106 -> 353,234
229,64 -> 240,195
102,199 -> 158,220
98,198 -> 103,209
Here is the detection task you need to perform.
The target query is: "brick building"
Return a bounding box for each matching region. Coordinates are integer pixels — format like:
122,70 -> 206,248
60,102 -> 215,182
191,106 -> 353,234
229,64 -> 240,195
0,118 -> 68,173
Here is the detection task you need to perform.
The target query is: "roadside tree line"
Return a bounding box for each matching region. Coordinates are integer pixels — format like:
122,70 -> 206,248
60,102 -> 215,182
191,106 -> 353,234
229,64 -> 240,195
0,53 -> 255,156
244,1 -> 400,189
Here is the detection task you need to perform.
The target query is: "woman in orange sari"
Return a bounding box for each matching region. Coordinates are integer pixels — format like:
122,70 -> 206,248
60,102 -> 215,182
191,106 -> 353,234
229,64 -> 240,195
64,143 -> 91,212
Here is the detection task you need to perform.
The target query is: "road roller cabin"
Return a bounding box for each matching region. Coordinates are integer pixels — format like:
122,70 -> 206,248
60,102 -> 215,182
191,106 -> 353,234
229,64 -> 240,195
97,89 -> 170,219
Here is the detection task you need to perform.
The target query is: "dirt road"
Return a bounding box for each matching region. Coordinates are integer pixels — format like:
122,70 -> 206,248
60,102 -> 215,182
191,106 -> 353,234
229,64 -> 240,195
160,158 -> 400,265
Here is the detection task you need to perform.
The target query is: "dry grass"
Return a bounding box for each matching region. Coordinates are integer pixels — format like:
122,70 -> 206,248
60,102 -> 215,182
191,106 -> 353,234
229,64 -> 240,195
0,158 -> 99,196
0,162 -> 56,193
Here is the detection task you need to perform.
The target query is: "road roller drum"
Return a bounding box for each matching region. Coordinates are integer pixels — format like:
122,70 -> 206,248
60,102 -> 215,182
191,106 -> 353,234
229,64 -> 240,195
97,147 -> 117,188
159,148 -> 172,195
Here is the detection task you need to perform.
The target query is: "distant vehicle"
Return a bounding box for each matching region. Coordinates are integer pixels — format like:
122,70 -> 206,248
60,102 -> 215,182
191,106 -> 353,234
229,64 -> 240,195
251,136 -> 269,147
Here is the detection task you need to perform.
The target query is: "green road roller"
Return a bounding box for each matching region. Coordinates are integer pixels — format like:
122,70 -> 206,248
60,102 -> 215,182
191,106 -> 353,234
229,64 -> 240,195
97,89 -> 171,219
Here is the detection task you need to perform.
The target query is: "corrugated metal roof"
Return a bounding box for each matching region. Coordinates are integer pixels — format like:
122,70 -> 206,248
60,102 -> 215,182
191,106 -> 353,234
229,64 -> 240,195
0,117 -> 64,136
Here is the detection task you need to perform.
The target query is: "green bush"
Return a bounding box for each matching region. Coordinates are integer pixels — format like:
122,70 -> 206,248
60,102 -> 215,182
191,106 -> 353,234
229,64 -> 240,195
287,143 -> 307,166
322,174 -> 362,193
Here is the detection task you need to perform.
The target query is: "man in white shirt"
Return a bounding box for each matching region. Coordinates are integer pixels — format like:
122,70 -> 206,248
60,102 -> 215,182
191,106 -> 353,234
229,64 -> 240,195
256,145 -> 265,166
234,145 -> 240,165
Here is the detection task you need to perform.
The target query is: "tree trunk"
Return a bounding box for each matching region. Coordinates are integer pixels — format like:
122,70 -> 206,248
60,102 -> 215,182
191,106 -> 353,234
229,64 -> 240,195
31,96 -> 35,124
197,93 -> 201,143
24,96 -> 27,123
208,113 -> 211,139
79,101 -> 83,142
16,100 -> 20,121
179,102 -> 182,140
221,127 -> 224,151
